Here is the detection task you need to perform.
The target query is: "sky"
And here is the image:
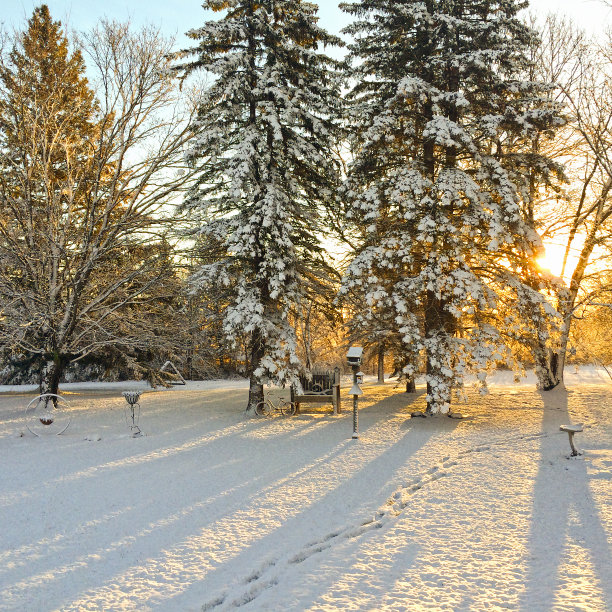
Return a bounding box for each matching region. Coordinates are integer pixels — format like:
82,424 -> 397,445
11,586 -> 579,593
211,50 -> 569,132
1,0 -> 611,52
1,0 -> 607,277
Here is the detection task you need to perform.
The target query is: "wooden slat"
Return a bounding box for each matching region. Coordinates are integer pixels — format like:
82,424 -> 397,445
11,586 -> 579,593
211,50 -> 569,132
294,395 -> 334,404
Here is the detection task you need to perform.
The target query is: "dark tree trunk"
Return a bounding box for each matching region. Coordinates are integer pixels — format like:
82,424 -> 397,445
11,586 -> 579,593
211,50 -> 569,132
40,353 -> 68,398
535,347 -> 563,391
377,343 -> 385,383
533,295 -> 574,391
247,328 -> 265,414
405,377 -> 416,393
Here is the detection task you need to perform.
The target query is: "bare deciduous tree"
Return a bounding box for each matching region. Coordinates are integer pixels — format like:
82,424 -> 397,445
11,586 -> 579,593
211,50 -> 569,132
530,15 -> 612,386
0,8 -> 197,394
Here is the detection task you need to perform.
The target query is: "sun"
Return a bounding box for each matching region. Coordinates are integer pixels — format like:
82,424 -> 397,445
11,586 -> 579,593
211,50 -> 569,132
536,241 -> 577,280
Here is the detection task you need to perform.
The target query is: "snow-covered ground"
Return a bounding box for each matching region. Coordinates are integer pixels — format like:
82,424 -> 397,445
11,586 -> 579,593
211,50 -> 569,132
1,368 -> 611,611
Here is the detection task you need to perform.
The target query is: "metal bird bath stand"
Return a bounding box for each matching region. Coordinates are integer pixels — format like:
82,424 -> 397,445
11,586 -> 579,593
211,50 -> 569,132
122,391 -> 143,437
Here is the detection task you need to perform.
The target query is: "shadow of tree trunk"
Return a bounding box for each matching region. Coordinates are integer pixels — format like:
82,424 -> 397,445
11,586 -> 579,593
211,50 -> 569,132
520,388 -> 612,610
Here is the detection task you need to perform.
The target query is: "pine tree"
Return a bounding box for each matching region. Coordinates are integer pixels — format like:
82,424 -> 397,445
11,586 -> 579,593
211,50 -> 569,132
177,1 -> 343,413
340,0 -> 560,413
0,6 -> 98,168
0,5 -> 97,239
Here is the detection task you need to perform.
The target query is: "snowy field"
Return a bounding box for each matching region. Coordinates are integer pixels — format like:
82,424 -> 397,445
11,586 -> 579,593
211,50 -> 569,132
1,369 -> 611,611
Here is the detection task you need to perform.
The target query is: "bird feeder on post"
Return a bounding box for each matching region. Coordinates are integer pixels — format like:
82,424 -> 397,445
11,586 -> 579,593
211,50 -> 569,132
347,347 -> 364,439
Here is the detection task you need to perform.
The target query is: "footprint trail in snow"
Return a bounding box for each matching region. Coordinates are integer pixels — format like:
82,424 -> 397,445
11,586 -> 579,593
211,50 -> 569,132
200,428 -> 551,610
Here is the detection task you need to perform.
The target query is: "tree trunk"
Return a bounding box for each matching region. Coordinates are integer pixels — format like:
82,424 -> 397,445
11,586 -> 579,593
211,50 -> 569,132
533,231 -> 596,392
246,328 -> 265,414
537,305 -> 572,390
424,290 -> 455,413
377,343 -> 385,383
422,95 -> 444,414
40,353 -> 67,398
534,348 -> 561,391
554,315 -> 572,383
405,376 -> 416,393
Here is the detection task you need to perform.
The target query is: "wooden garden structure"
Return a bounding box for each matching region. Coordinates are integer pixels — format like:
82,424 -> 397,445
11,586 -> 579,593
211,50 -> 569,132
291,368 -> 341,414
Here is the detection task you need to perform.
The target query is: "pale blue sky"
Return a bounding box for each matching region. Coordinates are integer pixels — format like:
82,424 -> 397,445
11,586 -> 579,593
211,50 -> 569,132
1,0 -> 610,50
0,1 -> 351,51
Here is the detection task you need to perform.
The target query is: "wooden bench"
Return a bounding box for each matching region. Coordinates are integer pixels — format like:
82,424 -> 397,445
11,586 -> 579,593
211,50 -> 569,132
291,368 -> 341,414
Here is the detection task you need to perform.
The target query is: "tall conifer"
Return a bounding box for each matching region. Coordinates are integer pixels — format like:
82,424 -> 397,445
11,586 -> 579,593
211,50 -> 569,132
177,1 -> 343,412
341,0 -> 560,413
0,6 -> 100,394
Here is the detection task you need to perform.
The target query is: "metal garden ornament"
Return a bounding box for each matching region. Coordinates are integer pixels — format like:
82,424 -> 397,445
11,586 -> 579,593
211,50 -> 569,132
122,391 -> 143,437
25,393 -> 71,437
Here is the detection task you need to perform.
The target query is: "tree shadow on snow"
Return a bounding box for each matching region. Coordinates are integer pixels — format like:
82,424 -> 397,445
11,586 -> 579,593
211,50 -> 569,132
10,389 -> 430,612
520,388 -> 612,611
172,390 -> 456,610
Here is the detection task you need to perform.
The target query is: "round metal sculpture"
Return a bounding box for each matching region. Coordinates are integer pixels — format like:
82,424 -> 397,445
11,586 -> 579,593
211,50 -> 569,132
25,393 -> 71,437
122,391 -> 143,437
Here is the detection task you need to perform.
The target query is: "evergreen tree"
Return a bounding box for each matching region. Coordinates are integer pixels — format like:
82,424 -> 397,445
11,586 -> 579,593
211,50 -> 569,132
177,1 -> 343,413
340,0 -> 560,413
0,6 -> 98,172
